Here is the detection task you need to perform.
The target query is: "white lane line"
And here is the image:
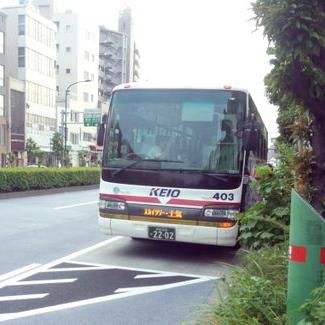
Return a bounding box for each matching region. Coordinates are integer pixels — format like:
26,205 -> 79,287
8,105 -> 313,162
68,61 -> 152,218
134,273 -> 181,279
0,277 -> 208,322
53,201 -> 98,210
0,264 -> 41,283
11,279 -> 78,286
41,267 -> 114,272
0,294 -> 48,302
0,237 -> 122,289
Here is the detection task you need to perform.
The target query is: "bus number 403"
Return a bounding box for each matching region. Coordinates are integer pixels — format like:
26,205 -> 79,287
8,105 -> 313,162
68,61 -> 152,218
213,193 -> 234,201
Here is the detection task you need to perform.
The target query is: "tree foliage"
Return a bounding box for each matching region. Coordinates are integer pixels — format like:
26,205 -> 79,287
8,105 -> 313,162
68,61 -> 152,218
25,137 -> 44,165
50,132 -> 64,166
252,0 -> 325,213
238,144 -> 294,249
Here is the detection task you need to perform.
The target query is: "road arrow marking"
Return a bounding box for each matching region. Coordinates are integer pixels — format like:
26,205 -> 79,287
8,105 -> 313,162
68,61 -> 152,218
0,294 -> 48,302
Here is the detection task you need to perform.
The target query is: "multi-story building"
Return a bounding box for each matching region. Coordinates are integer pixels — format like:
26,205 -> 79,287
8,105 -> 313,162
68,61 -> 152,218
54,10 -> 99,166
0,11 -> 7,166
118,7 -> 133,83
133,42 -> 140,82
7,77 -> 25,166
2,3 -> 57,157
98,26 -> 127,106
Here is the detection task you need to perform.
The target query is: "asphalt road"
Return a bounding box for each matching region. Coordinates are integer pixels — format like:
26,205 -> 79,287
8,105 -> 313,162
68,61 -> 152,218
0,189 -> 239,324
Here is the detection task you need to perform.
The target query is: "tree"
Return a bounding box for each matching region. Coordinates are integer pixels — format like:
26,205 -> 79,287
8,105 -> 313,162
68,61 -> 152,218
252,0 -> 325,215
6,152 -> 16,167
25,137 -> 40,165
50,132 -> 64,167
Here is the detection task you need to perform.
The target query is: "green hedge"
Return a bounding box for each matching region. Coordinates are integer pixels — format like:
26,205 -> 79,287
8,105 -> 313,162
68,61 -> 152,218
0,167 -> 100,192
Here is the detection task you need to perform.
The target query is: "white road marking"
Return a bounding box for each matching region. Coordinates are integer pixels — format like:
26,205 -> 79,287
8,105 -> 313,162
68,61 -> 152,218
0,278 -> 208,322
53,201 -> 98,210
114,285 -> 163,293
0,238 -> 217,322
0,294 -> 48,302
134,273 -> 182,279
11,279 -> 78,286
41,267 -> 114,272
0,264 -> 41,283
0,237 -> 122,290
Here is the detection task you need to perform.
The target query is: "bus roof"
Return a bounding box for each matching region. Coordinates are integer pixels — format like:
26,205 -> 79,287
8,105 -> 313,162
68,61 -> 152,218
113,82 -> 250,94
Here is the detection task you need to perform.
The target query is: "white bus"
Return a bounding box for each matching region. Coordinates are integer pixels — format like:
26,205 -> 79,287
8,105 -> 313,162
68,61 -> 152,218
97,83 -> 267,246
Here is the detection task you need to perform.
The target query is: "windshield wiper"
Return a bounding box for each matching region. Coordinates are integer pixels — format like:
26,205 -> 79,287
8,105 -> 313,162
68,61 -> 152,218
111,158 -> 184,177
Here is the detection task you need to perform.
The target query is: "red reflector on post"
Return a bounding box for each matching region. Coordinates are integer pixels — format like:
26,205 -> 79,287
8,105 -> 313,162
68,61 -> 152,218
289,245 -> 307,263
320,248 -> 325,265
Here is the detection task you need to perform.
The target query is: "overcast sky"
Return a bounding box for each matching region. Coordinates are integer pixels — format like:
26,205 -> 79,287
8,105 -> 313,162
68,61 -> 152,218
3,0 -> 279,139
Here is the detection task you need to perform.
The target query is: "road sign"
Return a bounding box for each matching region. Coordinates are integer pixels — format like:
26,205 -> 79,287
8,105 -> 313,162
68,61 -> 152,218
84,109 -> 101,127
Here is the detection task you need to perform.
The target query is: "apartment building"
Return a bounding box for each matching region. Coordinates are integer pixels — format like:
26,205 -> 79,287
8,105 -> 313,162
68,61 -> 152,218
98,26 -> 127,106
54,10 -> 99,166
118,7 -> 133,83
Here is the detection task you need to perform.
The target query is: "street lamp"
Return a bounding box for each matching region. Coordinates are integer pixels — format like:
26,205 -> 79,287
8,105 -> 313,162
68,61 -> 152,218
63,79 -> 91,163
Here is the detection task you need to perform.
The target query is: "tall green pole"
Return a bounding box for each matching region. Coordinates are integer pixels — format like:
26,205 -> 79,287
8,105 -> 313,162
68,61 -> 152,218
287,190 -> 325,324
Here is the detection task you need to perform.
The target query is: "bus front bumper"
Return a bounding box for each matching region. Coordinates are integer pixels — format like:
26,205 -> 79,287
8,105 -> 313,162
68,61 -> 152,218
99,215 -> 238,247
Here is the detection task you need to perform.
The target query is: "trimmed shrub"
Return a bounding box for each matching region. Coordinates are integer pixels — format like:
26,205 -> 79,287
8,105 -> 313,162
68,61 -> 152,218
0,167 -> 100,192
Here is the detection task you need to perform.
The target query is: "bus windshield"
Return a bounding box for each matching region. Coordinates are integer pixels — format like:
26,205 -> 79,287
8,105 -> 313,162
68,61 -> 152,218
103,89 -> 246,174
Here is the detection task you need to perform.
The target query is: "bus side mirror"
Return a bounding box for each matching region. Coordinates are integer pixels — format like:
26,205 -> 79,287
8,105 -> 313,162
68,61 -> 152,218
97,114 -> 107,146
243,128 -> 258,152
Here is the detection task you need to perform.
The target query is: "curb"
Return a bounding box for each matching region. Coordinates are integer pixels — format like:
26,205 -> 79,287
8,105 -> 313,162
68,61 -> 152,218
0,184 -> 99,200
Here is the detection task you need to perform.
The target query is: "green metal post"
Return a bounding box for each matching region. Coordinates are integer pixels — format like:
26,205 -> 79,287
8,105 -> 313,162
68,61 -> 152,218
287,190 -> 325,324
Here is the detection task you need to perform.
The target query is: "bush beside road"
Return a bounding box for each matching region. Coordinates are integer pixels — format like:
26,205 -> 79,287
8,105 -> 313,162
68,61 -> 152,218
0,167 -> 100,193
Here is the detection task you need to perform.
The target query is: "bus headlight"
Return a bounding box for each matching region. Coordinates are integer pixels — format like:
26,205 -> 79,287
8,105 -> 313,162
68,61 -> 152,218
99,199 -> 126,211
203,208 -> 239,220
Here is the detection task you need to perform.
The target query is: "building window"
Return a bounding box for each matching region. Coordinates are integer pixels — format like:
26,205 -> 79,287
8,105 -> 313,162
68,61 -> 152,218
66,68 -> 71,74
18,15 -> 25,24
26,81 -> 55,107
18,47 -> 25,67
0,124 -> 6,145
56,44 -> 59,52
91,73 -> 94,81
0,95 -> 4,116
65,25 -> 72,32
83,92 -> 89,102
54,21 -> 60,30
70,111 -> 79,123
83,132 -> 92,142
91,94 -> 94,102
18,15 -> 25,35
91,54 -> 95,62
25,16 -> 55,48
84,71 -> 89,80
84,51 -> 90,61
0,65 -> 4,87
24,48 -> 55,77
0,32 -> 4,54
65,46 -> 71,53
70,133 -> 79,145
